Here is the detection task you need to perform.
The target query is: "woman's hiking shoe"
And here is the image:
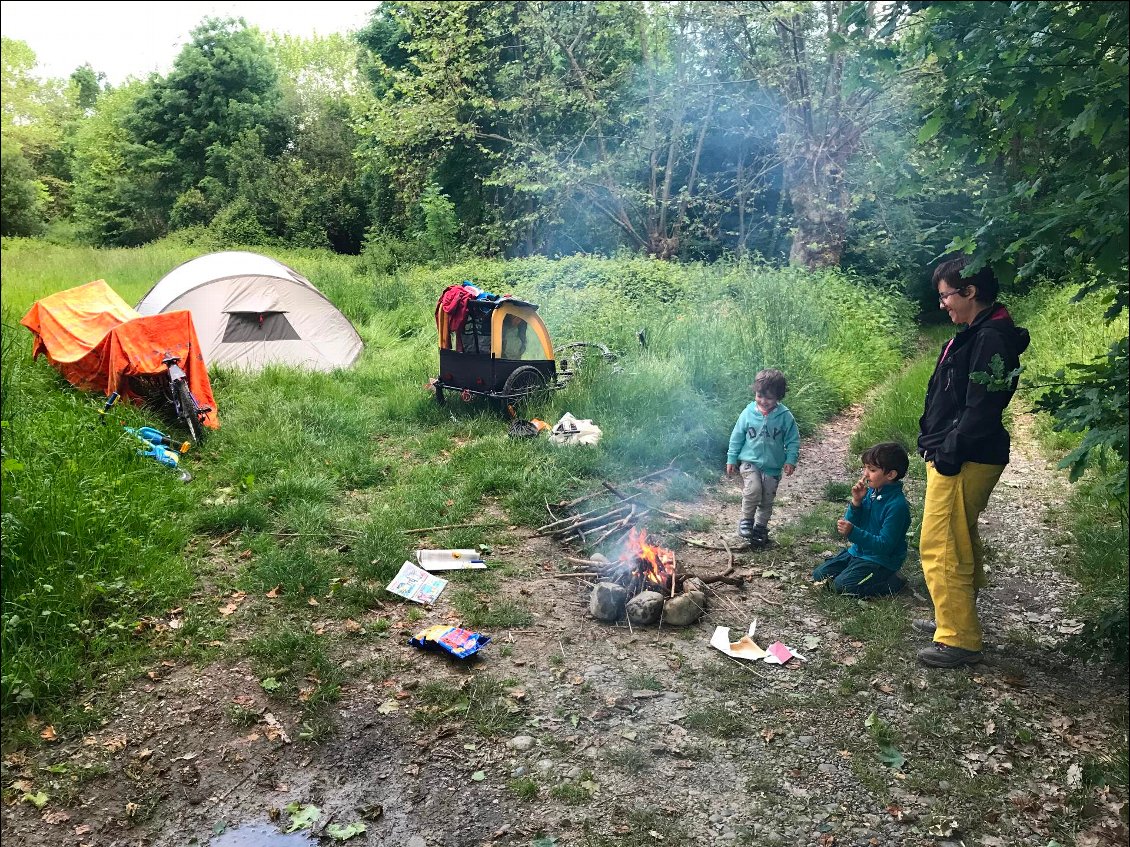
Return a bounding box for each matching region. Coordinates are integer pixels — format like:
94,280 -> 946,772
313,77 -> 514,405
911,618 -> 937,635
917,642 -> 983,668
738,519 -> 754,540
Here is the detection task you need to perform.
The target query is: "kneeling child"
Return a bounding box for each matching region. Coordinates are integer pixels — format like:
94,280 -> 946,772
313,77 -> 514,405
813,442 -> 910,597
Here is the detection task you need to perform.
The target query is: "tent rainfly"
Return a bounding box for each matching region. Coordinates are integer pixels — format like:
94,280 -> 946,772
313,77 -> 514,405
135,251 -> 363,372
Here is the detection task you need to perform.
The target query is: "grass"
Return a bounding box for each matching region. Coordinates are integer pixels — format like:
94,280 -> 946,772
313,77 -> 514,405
683,707 -> 749,739
1,242 -> 918,721
411,675 -> 525,737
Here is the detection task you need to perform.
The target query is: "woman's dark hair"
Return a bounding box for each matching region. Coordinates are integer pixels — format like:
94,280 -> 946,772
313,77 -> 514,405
932,255 -> 1000,303
860,442 -> 910,480
752,368 -> 788,398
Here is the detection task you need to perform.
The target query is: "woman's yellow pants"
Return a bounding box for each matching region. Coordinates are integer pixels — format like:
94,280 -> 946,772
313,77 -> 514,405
920,460 -> 1005,651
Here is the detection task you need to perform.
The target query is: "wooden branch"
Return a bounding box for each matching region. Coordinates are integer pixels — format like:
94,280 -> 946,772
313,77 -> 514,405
561,462 -> 676,509
401,522 -> 506,535
720,535 -> 735,571
536,495 -> 638,534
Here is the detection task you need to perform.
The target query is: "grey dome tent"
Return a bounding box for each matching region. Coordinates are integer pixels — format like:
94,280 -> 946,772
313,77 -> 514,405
136,251 -> 363,371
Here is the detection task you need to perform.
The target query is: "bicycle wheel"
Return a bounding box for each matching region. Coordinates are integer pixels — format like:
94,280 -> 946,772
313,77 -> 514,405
174,380 -> 205,445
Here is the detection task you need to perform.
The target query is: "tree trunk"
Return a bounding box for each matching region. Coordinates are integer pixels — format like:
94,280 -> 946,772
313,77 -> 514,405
785,144 -> 849,268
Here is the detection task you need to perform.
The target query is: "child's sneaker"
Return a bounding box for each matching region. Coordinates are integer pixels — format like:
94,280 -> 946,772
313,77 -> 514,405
916,642 -> 982,668
749,524 -> 770,548
738,519 -> 754,540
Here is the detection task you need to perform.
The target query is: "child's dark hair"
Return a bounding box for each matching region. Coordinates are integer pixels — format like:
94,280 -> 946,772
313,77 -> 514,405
752,368 -> 787,398
932,254 -> 1000,304
860,442 -> 910,480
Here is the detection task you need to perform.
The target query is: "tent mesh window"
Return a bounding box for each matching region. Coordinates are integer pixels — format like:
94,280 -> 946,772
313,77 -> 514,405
221,312 -> 301,343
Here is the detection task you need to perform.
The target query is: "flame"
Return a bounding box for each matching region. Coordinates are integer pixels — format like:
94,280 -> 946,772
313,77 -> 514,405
620,527 -> 676,586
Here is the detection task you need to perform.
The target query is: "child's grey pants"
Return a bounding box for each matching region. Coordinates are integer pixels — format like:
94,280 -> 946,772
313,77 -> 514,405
740,462 -> 780,527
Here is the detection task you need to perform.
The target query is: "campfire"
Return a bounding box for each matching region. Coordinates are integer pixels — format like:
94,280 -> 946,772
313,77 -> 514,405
584,527 -> 706,627
534,470 -> 741,628
613,527 -> 680,597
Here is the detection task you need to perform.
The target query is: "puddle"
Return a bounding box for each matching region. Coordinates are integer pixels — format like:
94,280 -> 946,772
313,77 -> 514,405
209,823 -> 312,846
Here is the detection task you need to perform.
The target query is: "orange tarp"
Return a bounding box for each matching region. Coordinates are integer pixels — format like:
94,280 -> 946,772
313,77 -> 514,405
20,279 -> 219,428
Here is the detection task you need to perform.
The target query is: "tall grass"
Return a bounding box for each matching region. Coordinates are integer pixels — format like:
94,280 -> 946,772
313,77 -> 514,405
0,321 -> 194,709
2,239 -> 913,715
1013,283 -> 1128,658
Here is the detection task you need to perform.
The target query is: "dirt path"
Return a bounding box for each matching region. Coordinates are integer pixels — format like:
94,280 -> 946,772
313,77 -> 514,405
3,408 -> 1126,847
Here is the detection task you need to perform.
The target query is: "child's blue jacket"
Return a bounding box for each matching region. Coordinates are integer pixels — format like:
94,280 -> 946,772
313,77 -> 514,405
843,480 -> 911,572
726,402 -> 800,477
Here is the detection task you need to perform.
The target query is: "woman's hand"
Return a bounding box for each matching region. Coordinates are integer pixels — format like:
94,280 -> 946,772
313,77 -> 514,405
783,463 -> 796,477
725,463 -> 737,476
837,518 -> 853,537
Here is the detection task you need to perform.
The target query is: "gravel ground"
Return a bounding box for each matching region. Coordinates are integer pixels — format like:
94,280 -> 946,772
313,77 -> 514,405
2,411 -> 1126,847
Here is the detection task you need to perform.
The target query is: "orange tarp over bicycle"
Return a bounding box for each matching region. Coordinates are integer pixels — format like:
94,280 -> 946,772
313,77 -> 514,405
20,279 -> 219,428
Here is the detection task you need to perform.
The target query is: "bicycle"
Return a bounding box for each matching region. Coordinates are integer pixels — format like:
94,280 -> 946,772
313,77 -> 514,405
124,353 -> 211,444
161,353 -> 210,444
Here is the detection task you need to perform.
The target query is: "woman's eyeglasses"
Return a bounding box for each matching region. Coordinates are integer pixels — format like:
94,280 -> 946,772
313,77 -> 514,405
938,288 -> 965,305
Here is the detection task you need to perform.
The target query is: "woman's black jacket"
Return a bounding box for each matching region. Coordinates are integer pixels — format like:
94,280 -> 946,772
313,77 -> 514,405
917,304 -> 1030,476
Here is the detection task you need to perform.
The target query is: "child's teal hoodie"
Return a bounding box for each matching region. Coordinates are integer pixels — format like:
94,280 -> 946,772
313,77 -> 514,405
726,401 -> 800,477
843,481 -> 911,572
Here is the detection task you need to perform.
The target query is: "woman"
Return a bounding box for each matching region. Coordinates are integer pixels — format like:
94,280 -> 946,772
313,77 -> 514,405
915,256 -> 1030,668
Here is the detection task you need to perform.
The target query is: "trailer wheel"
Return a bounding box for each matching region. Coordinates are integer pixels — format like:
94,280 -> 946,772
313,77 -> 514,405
500,366 -> 548,417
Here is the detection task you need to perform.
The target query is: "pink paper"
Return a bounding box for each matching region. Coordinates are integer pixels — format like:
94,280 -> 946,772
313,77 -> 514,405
765,641 -> 795,664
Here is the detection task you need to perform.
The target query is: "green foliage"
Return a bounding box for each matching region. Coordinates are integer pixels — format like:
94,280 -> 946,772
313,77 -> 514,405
904,0 -> 1129,485
70,82 -> 164,246
1,140 -> 45,236
969,354 -> 1023,393
126,18 -> 286,230
1032,338 -> 1128,497
418,183 -> 459,261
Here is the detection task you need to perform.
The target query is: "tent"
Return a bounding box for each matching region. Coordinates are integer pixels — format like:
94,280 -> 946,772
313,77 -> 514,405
135,251 -> 363,372
20,279 -> 219,428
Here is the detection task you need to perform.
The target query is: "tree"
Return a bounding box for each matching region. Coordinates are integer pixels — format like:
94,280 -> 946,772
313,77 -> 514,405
126,17 -> 286,228
70,82 -> 165,246
357,1 -> 771,258
1,138 -> 46,235
1,37 -> 76,225
709,1 -> 903,268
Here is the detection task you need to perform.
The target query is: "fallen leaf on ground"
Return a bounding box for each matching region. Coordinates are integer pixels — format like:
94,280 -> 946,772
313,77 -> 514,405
266,586 -> 281,598
263,713 -> 291,743
377,700 -> 399,715
39,726 -> 57,741
23,791 -> 49,808
327,821 -> 367,841
42,809 -> 70,824
284,802 -> 320,833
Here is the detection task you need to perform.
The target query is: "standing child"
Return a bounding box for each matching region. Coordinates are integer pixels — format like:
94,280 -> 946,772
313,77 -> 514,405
813,442 -> 911,597
725,369 -> 800,547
